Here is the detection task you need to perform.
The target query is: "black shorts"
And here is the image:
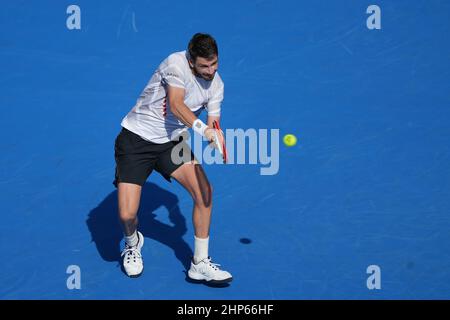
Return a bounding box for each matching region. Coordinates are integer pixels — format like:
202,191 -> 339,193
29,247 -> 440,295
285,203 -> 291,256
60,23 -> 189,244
113,127 -> 194,188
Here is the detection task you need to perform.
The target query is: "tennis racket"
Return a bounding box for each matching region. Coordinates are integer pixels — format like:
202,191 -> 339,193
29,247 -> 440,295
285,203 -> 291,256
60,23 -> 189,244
213,120 -> 228,164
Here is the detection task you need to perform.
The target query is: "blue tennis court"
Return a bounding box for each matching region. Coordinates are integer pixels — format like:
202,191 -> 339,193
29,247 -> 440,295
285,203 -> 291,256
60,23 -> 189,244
1,0 -> 449,299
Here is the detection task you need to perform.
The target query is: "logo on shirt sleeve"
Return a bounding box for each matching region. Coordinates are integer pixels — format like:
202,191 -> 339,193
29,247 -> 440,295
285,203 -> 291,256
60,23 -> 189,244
166,72 -> 180,79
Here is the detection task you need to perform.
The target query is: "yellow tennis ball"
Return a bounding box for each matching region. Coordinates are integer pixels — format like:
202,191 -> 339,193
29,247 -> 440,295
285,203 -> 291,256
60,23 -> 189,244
283,134 -> 297,147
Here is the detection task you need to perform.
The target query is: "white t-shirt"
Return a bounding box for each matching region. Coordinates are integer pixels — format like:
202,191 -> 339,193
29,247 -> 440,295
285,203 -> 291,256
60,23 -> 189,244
121,50 -> 224,144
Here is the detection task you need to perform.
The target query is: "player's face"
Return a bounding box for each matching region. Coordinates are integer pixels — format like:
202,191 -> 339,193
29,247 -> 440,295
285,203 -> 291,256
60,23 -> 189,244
191,55 -> 218,81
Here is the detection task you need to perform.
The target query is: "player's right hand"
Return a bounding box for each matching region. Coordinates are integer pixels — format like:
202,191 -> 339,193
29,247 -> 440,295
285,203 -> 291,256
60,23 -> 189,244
205,127 -> 223,149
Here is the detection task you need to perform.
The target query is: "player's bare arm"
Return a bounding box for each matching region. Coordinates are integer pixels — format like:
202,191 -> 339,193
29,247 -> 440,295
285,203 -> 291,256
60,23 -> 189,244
168,85 -> 222,146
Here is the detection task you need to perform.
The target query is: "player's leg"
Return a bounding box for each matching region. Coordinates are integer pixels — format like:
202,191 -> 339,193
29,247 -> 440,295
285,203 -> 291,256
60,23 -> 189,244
116,182 -> 145,278
113,128 -> 155,278
170,162 -> 232,284
170,162 -> 212,239
117,182 -> 141,237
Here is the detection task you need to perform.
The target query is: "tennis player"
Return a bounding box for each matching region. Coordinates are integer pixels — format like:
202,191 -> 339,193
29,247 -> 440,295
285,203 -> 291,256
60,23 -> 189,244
113,33 -> 232,284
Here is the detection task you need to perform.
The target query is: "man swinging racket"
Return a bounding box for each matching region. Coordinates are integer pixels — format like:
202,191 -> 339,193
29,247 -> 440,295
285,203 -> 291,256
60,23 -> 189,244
113,33 -> 232,284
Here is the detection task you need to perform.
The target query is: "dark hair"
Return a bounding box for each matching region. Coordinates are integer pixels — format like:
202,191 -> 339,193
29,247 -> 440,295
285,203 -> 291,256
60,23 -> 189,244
188,33 -> 218,62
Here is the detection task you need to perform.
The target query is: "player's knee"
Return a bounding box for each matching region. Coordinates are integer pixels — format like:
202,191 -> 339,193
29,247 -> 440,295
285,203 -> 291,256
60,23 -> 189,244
193,164 -> 212,208
119,209 -> 137,222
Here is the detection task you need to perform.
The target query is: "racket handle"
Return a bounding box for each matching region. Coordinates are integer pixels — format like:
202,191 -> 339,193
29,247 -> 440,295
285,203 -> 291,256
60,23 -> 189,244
212,120 -> 227,164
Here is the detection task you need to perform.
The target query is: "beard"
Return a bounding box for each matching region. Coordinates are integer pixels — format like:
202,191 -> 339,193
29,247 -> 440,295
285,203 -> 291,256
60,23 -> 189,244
201,73 -> 215,81
192,67 -> 215,81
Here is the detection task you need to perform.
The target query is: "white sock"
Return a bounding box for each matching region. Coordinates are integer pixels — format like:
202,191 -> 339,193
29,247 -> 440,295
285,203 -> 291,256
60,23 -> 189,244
194,236 -> 209,264
125,231 -> 139,247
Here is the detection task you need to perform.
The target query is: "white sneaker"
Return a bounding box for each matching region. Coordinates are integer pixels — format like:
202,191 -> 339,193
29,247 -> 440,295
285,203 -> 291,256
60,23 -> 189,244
121,231 -> 144,278
188,257 -> 233,284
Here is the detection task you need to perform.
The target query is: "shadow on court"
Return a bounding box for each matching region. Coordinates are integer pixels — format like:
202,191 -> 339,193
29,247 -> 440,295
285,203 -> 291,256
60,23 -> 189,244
86,182 -> 193,271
